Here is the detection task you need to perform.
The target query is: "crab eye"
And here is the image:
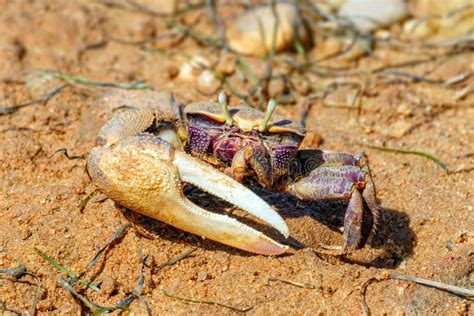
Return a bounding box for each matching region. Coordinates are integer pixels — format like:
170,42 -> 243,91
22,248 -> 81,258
259,99 -> 277,132
218,91 -> 233,126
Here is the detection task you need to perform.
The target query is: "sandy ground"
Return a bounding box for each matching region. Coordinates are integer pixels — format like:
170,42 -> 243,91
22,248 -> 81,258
0,1 -> 473,314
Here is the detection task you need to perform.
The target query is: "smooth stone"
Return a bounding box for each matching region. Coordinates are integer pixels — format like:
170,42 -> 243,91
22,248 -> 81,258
226,3 -> 311,57
339,0 -> 407,32
197,70 -> 220,94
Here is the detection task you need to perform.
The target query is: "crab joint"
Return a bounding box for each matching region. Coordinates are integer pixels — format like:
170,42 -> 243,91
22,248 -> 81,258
259,99 -> 277,132
218,92 -> 233,126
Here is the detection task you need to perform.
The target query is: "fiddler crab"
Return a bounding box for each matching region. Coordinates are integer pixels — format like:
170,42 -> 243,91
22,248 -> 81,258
88,92 -> 379,255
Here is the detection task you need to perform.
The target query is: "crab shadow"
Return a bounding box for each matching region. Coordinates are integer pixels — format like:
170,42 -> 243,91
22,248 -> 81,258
252,186 -> 416,268
127,185 -> 415,266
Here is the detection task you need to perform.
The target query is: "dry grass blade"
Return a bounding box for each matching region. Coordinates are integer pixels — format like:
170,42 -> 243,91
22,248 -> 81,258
207,0 -> 228,50
360,272 -> 474,315
361,144 -> 449,173
389,272 -> 474,298
161,286 -> 253,313
131,250 -> 152,316
0,84 -> 66,115
58,277 -> 111,311
77,190 -> 99,212
77,225 -> 129,279
34,248 -> 100,292
54,71 -> 150,90
37,226 -> 146,314
268,277 -> 317,289
260,0 -> 279,100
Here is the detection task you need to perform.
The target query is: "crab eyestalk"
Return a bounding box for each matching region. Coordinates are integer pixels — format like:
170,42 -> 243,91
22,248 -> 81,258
259,99 -> 277,132
218,92 -> 233,126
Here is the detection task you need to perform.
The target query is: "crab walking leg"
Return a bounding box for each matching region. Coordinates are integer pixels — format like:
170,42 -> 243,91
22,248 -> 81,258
88,134 -> 288,255
361,166 -> 380,228
287,165 -> 377,251
287,175 -> 368,250
308,166 -> 366,189
287,176 -> 355,200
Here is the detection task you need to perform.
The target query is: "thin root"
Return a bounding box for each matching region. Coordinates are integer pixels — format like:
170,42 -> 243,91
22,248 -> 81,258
161,286 -> 253,313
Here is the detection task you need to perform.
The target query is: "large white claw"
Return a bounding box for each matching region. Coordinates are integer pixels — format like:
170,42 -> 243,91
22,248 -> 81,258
173,151 -> 289,238
88,133 -> 289,255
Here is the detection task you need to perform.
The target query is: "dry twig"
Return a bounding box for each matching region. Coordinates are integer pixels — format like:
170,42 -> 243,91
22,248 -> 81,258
0,265 -> 41,316
50,148 -> 87,161
161,286 -> 253,313
360,272 -> 474,315
153,247 -> 198,272
0,84 -> 66,115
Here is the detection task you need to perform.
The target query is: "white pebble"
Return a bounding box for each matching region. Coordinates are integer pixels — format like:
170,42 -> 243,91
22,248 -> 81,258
339,0 -> 407,32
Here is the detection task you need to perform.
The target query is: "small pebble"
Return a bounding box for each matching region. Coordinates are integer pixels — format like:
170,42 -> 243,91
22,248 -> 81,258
99,277 -> 117,297
197,271 -> 207,281
290,76 -> 311,96
197,70 -> 220,94
446,240 -> 455,250
167,65 -> 179,79
396,103 -> 412,117
321,286 -> 335,297
216,53 -> 236,76
267,78 -> 286,98
386,119 -> 413,138
177,55 -> 210,82
20,228 -> 32,240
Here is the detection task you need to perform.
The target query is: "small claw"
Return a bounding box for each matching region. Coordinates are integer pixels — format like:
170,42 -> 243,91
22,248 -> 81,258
362,171 -> 380,234
342,189 -> 364,251
343,186 -> 378,252
88,133 -> 288,255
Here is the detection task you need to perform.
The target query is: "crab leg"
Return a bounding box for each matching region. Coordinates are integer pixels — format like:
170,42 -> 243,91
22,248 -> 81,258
88,133 -> 289,255
287,160 -> 377,251
288,175 -> 355,200
296,149 -> 361,171
342,189 -> 364,250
